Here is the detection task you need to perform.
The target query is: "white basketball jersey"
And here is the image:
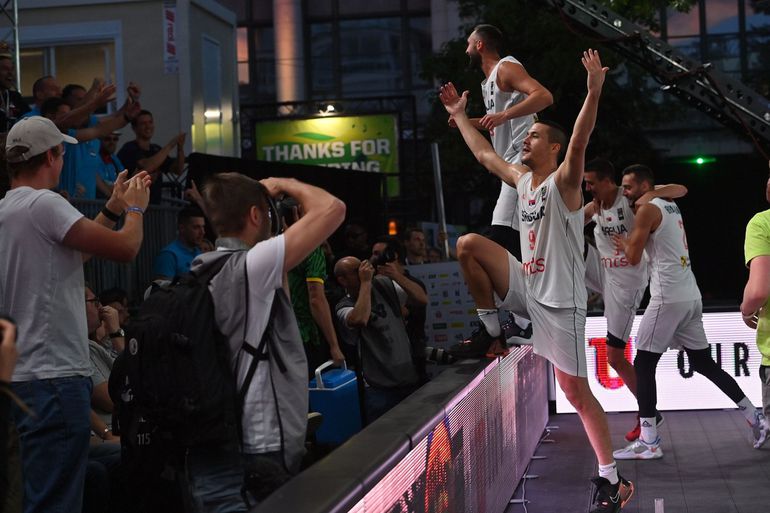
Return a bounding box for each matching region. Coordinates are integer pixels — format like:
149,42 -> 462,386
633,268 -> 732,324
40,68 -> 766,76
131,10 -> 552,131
592,189 -> 648,289
483,56 -> 535,230
518,173 -> 587,309
645,198 -> 701,303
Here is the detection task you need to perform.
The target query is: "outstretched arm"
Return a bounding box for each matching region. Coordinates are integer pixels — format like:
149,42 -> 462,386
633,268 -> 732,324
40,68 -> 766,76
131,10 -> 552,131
554,50 -> 608,204
636,184 -> 688,205
439,82 -> 526,188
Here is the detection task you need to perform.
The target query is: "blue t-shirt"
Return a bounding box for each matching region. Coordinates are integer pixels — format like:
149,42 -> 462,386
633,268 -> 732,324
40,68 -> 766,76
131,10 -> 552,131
153,238 -> 201,278
21,105 -> 41,119
97,152 -> 124,185
58,115 -> 100,199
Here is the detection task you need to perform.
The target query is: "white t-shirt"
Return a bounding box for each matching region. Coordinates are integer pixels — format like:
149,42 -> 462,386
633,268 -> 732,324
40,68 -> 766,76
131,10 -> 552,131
0,187 -> 87,381
214,235 -> 286,454
518,173 -> 586,309
645,198 -> 701,303
592,189 -> 648,289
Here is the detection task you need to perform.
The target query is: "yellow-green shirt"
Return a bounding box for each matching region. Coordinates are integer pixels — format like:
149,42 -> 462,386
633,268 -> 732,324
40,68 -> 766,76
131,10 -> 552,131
744,209 -> 770,365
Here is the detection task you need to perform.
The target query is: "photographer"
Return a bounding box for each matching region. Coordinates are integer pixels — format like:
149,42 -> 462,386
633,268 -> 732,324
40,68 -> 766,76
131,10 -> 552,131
333,249 -> 426,422
371,237 -> 429,383
186,173 -> 345,510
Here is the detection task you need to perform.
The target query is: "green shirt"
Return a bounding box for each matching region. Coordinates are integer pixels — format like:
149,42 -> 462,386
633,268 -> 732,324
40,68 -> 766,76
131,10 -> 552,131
745,209 -> 770,365
288,246 -> 327,346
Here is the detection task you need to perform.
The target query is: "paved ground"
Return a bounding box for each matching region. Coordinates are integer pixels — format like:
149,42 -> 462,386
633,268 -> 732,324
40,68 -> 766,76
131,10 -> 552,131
506,410 -> 770,513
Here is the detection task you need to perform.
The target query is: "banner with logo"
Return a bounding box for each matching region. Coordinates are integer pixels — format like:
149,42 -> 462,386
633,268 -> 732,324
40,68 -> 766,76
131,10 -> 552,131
556,312 -> 763,413
256,113 -> 398,170
162,1 -> 178,74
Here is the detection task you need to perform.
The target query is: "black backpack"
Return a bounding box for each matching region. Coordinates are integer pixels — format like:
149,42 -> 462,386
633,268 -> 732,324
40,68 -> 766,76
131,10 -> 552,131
123,256 -> 241,449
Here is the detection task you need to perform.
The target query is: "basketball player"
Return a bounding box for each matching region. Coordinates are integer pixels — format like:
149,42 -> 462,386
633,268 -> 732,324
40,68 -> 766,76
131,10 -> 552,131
456,24 -> 553,347
583,158 -> 686,442
440,50 -> 633,513
612,165 -> 768,459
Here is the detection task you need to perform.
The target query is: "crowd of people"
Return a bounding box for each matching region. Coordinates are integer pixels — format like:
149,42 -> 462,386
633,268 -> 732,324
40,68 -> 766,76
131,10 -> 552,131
2,23 -> 770,513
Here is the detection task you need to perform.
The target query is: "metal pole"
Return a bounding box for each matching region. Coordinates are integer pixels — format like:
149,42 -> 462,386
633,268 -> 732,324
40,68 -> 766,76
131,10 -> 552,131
430,143 -> 450,259
12,0 -> 19,92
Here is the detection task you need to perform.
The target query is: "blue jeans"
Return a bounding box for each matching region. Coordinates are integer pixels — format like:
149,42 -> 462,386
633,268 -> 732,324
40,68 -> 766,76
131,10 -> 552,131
184,445 -> 247,513
12,376 -> 92,513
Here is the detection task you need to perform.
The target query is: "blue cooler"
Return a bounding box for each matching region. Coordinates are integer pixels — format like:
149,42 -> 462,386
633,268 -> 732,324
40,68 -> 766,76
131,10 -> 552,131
308,360 -> 362,445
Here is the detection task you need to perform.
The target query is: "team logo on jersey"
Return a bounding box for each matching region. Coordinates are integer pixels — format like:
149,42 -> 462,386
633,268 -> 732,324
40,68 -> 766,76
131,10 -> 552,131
617,208 -> 624,221
680,256 -> 688,268
605,216 -> 612,222
541,187 -> 547,200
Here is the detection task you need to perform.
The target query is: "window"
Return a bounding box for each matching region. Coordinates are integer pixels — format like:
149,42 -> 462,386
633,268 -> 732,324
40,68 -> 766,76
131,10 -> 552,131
705,0 -> 739,34
237,27 -> 249,85
340,18 -> 403,95
665,4 -> 700,37
310,23 -> 334,96
254,28 -> 275,101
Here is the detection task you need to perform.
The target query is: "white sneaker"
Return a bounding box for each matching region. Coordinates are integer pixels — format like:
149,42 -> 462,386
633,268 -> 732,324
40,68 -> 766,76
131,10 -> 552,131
750,411 -> 769,449
613,437 -> 663,460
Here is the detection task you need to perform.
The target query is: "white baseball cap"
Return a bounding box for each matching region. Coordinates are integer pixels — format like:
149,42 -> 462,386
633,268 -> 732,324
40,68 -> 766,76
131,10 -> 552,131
5,116 -> 78,163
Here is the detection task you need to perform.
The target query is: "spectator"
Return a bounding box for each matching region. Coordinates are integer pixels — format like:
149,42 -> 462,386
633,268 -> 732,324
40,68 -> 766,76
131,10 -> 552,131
96,131 -> 124,198
371,236 -> 430,383
99,287 -> 130,328
118,109 -> 186,204
25,77 -> 117,132
186,172 -> 345,509
0,317 -> 18,510
342,222 -> 370,261
153,206 -> 205,280
403,227 -> 427,265
426,246 -> 443,263
334,256 -> 423,422
0,116 -> 150,513
23,75 -> 61,118
0,50 -> 29,131
41,96 -> 139,199
85,287 -> 120,434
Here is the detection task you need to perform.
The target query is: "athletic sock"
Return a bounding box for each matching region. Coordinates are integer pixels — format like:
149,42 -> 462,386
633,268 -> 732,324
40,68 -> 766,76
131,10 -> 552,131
640,416 -> 657,444
477,308 -> 501,337
598,461 -> 619,485
737,396 -> 758,424
513,314 -> 530,331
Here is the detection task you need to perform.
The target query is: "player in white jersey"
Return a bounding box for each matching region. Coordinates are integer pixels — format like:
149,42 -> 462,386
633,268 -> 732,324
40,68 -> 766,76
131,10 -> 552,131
611,165 -> 768,460
458,24 -> 553,346
441,50 -> 634,513
583,158 -> 687,442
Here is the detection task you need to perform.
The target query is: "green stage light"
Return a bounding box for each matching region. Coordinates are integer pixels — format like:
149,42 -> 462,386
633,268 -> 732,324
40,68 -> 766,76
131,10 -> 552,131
687,156 -> 716,165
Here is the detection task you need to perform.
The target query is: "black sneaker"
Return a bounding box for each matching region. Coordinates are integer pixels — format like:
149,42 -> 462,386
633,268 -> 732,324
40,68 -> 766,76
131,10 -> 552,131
589,476 -> 634,513
502,313 -> 533,346
447,325 -> 508,359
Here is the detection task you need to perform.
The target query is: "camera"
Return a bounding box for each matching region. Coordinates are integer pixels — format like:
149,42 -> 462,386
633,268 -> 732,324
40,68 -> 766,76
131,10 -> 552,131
266,195 -> 299,235
369,246 -> 397,268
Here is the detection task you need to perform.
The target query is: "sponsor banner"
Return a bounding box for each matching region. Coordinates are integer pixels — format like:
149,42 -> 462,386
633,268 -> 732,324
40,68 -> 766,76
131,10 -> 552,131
555,311 -> 763,413
162,2 -> 179,74
406,261 -> 478,349
255,114 -> 398,182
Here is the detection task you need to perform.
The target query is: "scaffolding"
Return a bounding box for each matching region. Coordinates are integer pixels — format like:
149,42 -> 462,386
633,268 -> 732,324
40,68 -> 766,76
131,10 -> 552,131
0,0 -> 19,91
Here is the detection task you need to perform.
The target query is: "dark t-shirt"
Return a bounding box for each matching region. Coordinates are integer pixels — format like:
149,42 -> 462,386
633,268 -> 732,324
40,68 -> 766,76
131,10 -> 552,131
117,140 -> 173,204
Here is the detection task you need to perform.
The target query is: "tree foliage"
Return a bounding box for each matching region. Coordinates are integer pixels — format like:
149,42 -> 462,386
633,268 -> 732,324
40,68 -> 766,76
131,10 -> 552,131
420,0 -> 696,227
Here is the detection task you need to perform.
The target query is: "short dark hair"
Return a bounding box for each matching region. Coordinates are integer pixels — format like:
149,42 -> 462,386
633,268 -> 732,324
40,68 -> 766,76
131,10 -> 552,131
41,97 -> 67,119
373,235 -> 403,259
201,172 -> 269,236
61,84 -> 86,102
622,164 -> 655,187
585,158 -> 616,182
472,24 -> 504,53
403,227 -> 424,241
131,110 -> 153,127
99,287 -> 128,306
6,145 -> 62,179
32,75 -> 54,99
178,205 -> 204,225
535,120 -> 568,162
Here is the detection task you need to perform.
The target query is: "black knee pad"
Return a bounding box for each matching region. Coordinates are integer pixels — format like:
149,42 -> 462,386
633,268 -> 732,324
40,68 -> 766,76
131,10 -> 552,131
634,349 -> 662,375
606,332 -> 626,349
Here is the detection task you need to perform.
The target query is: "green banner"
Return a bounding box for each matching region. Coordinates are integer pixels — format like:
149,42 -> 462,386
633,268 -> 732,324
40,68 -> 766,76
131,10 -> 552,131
255,114 -> 399,174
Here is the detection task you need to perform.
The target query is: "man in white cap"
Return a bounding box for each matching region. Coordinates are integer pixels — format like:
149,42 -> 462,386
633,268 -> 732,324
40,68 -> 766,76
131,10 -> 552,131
0,116 -> 151,513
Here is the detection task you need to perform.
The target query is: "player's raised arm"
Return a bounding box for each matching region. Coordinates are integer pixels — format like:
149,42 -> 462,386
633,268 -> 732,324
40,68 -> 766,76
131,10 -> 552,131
555,50 -> 608,197
439,82 -> 526,188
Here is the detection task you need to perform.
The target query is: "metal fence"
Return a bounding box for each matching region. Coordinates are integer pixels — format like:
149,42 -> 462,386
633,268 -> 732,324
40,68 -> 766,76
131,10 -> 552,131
73,199 -> 182,302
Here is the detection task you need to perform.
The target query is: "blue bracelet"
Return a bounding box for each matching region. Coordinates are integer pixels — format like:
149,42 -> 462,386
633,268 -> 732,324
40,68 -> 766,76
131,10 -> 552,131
126,206 -> 144,215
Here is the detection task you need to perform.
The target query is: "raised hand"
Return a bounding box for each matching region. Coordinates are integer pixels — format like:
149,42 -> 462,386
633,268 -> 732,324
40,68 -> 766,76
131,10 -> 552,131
438,82 -> 469,117
582,49 -> 608,95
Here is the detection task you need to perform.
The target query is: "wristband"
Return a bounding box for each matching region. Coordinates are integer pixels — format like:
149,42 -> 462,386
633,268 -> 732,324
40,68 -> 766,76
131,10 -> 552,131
100,205 -> 122,222
126,206 -> 144,216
